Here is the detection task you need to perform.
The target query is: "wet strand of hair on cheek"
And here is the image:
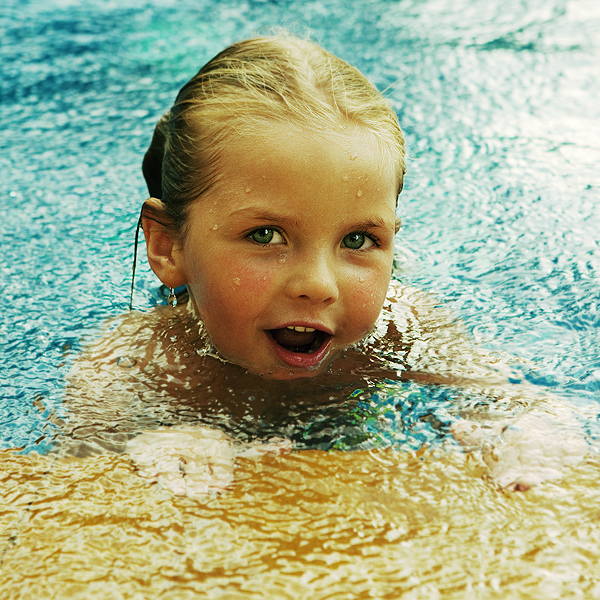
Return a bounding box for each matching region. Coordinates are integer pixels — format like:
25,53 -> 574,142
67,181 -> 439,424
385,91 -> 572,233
129,209 -> 144,311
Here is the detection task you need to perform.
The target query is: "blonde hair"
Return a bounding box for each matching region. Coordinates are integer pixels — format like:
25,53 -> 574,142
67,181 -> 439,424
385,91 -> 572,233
142,34 -> 405,231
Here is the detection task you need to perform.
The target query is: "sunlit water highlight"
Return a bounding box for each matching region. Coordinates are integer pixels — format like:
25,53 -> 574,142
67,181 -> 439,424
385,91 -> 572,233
1,0 -> 599,597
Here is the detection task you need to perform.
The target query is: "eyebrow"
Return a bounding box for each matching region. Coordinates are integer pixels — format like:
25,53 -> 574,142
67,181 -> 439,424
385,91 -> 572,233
227,208 -> 301,227
228,208 -> 394,230
353,218 -> 395,230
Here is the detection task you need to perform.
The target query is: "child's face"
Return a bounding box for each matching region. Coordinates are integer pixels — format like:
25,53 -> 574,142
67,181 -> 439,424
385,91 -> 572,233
173,123 -> 399,379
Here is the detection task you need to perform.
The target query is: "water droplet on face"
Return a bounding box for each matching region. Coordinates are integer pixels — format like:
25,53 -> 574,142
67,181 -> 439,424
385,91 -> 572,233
350,152 -> 358,161
278,254 -> 286,263
117,356 -> 137,368
356,189 -> 363,197
211,224 -> 218,230
341,174 -> 349,182
245,186 -> 252,193
233,277 -> 241,286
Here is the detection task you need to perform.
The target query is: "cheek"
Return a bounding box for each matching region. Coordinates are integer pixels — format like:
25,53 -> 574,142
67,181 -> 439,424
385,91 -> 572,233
344,267 -> 392,321
230,259 -> 274,299
200,257 -> 274,314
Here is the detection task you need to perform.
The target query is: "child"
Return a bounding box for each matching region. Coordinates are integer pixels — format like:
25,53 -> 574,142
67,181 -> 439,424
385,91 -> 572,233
66,34 -> 587,496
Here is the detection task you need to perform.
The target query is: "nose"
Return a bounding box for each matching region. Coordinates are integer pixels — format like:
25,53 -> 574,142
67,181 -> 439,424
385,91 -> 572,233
284,251 -> 339,305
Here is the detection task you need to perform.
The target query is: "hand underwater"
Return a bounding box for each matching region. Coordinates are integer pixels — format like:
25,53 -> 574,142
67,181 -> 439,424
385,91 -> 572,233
452,412 -> 588,491
126,427 -> 235,498
126,427 -> 291,499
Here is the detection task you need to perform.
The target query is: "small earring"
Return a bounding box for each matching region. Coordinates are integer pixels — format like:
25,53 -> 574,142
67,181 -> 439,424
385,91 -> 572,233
167,287 -> 177,307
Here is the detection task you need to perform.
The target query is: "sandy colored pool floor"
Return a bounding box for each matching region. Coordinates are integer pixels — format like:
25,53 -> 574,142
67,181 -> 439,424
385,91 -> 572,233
2,448 -> 600,599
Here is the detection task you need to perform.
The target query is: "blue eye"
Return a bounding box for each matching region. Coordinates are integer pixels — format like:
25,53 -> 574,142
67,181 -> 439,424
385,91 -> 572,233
342,232 -> 374,250
249,227 -> 284,245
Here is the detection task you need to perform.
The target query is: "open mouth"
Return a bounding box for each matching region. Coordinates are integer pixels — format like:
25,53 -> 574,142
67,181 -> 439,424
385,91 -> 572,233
268,326 -> 329,354
266,325 -> 334,371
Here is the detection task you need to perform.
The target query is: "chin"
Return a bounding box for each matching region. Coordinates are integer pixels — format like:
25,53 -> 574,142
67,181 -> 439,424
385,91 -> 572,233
239,358 -> 335,381
260,367 -> 329,381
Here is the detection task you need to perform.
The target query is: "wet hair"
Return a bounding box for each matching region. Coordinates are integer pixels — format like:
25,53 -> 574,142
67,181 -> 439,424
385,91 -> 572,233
141,33 -> 406,233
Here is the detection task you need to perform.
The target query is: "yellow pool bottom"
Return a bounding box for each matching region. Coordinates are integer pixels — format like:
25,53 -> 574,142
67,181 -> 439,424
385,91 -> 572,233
2,448 -> 600,599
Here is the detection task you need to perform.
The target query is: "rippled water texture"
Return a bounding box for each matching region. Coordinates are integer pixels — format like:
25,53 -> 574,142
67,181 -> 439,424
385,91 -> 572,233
1,0 -> 599,597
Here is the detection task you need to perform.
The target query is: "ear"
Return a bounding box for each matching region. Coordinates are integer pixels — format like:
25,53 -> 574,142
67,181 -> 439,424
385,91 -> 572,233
141,198 -> 187,288
395,217 -> 402,233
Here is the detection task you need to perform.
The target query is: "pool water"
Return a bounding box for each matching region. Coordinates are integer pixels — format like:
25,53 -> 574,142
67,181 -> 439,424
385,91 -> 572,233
1,0 -> 599,597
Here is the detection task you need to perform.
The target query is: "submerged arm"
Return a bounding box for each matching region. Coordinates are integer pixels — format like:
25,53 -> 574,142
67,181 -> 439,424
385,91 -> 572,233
388,285 -> 589,490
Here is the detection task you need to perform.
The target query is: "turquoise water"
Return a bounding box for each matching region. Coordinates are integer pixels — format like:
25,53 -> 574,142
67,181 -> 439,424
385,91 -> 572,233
1,0 -> 599,452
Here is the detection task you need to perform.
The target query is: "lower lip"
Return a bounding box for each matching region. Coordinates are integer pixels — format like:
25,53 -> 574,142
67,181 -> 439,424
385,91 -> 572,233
267,333 -> 333,370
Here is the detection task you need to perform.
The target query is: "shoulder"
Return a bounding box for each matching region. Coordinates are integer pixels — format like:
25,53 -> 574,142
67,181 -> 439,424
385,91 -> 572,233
66,301 -> 219,405
70,310 -> 160,379
378,281 -> 511,386
384,281 -> 467,332
61,307 -> 187,454
66,306 -> 186,409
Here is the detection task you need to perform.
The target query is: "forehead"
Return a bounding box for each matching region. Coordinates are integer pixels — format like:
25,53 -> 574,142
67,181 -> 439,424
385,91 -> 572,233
214,121 -> 400,194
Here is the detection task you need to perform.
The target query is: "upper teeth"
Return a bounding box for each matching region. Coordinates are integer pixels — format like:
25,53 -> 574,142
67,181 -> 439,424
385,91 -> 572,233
286,326 -> 315,332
